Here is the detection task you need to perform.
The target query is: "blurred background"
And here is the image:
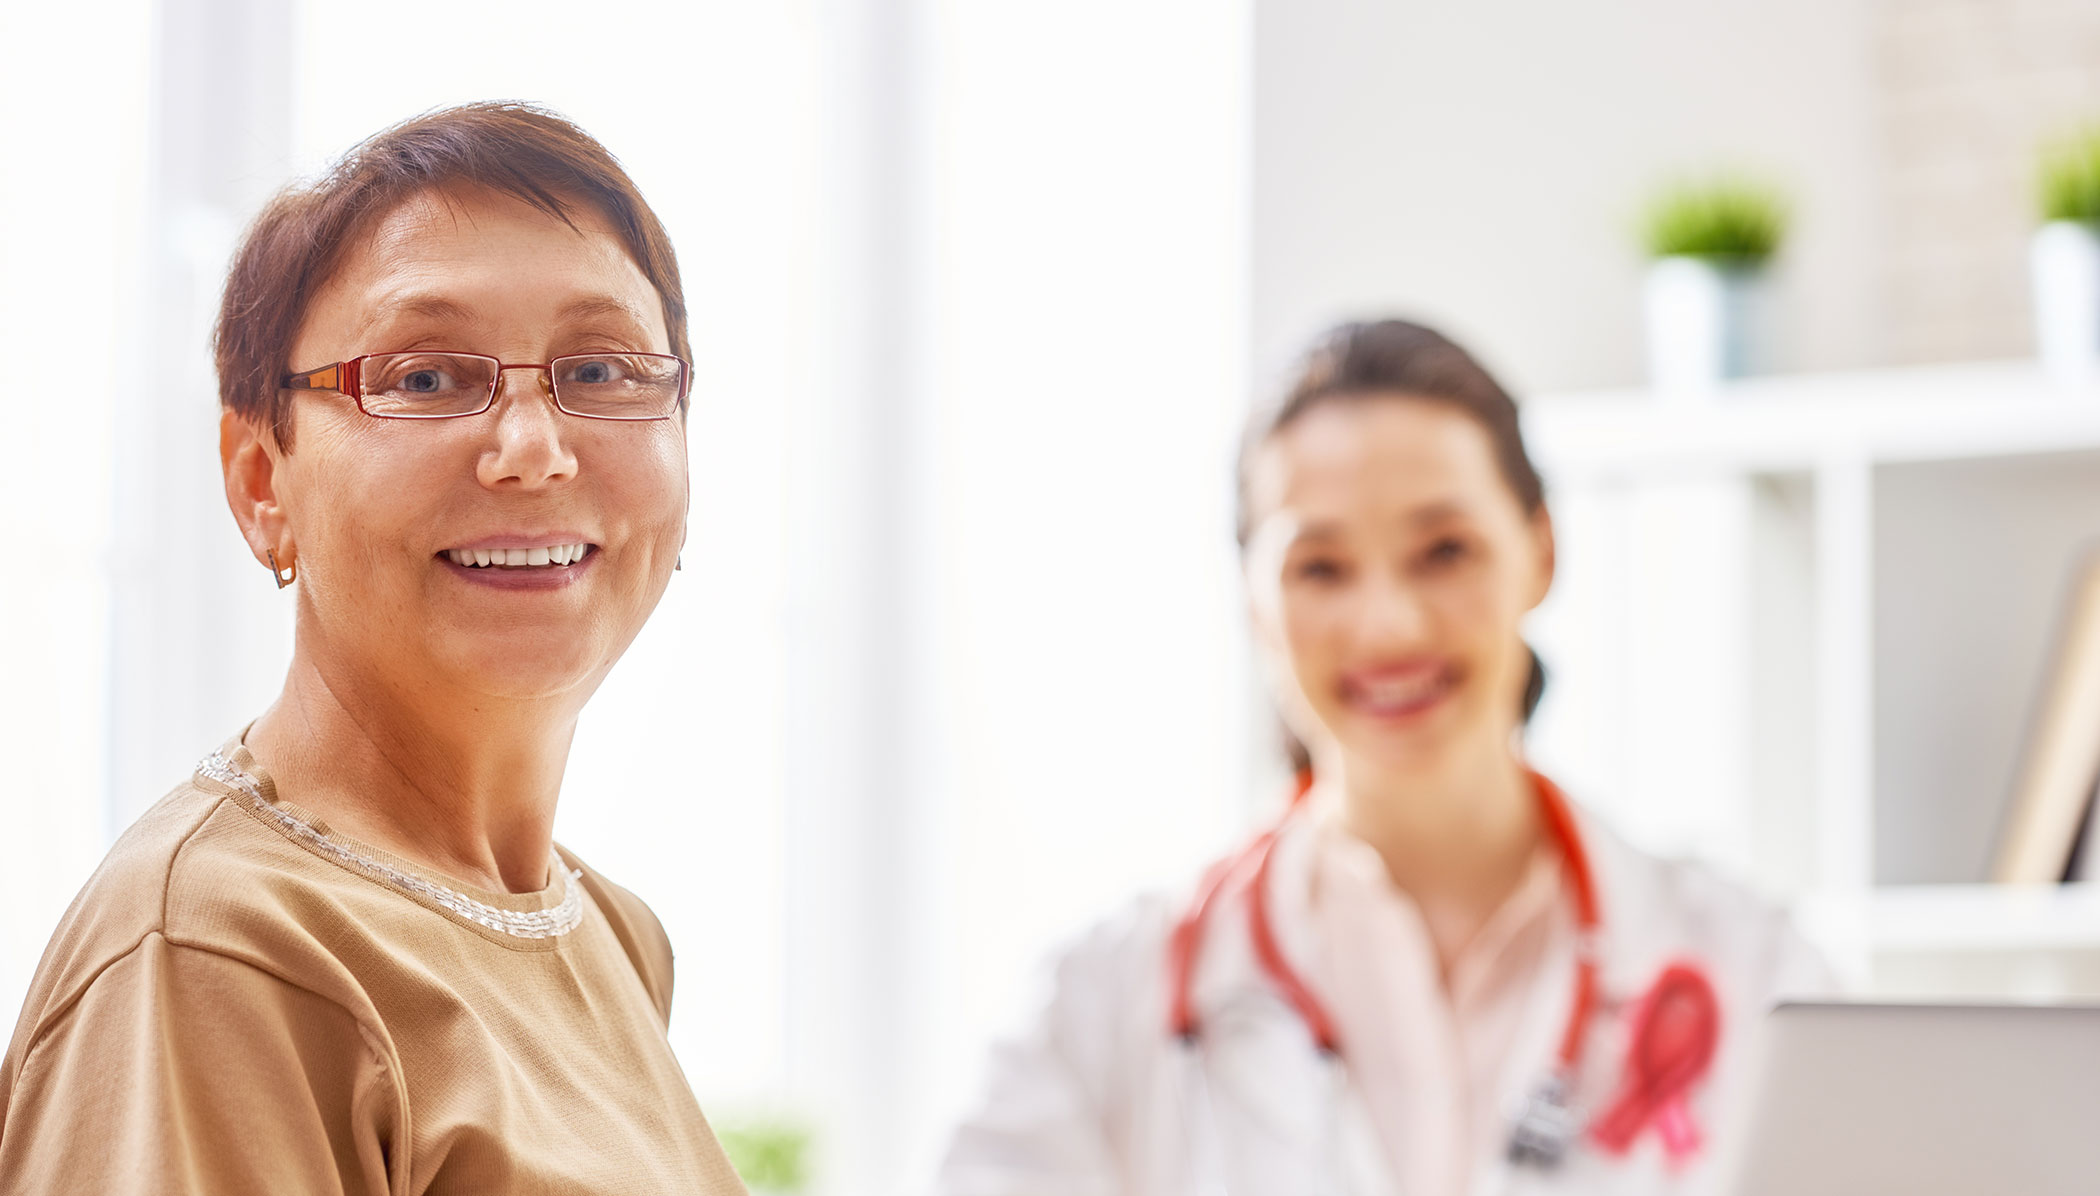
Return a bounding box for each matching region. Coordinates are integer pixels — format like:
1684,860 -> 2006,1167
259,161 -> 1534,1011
9,0 -> 2100,1192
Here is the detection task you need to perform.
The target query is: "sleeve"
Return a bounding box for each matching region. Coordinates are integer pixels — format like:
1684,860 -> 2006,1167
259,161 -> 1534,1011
0,934 -> 400,1196
933,909 -> 1162,1196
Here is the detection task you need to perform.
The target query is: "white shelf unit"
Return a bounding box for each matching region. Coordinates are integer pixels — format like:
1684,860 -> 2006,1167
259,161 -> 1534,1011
1519,360 -> 2100,999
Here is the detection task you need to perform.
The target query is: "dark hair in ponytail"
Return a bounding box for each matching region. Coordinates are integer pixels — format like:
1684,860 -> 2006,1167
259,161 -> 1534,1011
1239,319 -> 1551,773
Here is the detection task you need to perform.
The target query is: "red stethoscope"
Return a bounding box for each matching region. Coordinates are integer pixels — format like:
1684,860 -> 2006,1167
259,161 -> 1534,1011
1165,770 -> 1721,1185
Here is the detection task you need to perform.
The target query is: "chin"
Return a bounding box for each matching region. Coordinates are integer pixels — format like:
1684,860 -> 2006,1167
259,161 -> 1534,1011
434,639 -> 608,703
1332,707 -> 1490,777
1340,736 -> 1454,779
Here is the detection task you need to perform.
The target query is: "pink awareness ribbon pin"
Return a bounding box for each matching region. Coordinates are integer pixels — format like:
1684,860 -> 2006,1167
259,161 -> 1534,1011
1587,961 -> 1722,1165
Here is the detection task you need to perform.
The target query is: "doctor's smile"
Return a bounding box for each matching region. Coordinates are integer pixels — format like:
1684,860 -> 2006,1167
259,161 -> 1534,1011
1335,660 -> 1461,725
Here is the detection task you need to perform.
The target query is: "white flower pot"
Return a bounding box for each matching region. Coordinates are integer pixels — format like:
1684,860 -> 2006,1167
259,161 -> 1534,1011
1643,256 -> 1767,401
2032,220 -> 2100,385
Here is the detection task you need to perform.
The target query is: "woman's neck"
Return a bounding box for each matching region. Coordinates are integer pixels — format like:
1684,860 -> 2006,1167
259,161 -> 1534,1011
1326,742 -> 1543,976
244,648 -> 576,894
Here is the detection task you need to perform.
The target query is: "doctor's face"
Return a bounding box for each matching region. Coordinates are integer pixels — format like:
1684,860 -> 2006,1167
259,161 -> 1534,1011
1243,396 -> 1553,778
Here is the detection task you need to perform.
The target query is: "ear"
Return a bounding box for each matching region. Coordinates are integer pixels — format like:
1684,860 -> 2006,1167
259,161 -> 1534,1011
221,410 -> 293,570
1524,505 -> 1557,611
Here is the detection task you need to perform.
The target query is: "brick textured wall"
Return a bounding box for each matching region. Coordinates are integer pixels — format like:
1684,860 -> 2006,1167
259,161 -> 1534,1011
1879,0 -> 2100,364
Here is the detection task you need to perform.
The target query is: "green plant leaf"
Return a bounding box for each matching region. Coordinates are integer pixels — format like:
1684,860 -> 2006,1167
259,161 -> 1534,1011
717,1119 -> 813,1193
1640,176 -> 1789,262
2038,125 -> 2100,225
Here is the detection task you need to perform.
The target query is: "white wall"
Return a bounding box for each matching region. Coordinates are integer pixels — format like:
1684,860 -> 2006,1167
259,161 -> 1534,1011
107,0 -> 299,839
1253,0 -> 1882,394
0,0 -> 154,1034
891,1 -> 1255,1183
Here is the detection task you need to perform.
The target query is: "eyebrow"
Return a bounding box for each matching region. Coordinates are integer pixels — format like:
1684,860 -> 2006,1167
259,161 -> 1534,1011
554,295 -> 654,328
355,294 -> 480,344
1406,501 -> 1472,526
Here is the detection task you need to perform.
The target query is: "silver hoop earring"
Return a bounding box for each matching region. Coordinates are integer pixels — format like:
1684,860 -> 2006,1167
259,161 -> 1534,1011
266,549 -> 295,589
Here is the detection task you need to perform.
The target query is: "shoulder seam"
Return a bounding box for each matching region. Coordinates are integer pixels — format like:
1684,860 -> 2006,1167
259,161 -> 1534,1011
161,785 -> 239,936
22,785 -> 232,1051
21,932 -> 389,1077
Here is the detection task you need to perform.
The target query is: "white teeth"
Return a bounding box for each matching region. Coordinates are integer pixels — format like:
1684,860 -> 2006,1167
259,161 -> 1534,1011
1357,675 -> 1444,707
448,543 -> 590,568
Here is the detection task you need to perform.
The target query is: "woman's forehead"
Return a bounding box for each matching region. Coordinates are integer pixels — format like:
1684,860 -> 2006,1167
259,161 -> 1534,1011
1252,398 -> 1507,520
296,186 -> 665,354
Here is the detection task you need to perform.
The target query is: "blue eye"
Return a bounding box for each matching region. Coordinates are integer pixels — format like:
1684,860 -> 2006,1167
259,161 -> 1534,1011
564,358 -> 627,385
356,353 -> 495,415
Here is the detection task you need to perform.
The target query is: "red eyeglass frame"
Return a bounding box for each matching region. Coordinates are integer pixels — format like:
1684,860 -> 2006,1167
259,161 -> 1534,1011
282,352 -> 691,421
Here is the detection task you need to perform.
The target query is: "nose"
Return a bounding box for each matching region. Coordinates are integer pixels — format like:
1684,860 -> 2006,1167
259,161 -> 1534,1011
1356,567 -> 1432,648
476,366 -> 578,490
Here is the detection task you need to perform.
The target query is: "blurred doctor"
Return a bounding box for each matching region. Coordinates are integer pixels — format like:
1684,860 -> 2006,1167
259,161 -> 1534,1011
936,319 -> 1830,1195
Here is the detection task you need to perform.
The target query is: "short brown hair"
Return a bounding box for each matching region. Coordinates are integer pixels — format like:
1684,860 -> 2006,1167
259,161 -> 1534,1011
213,101 -> 689,447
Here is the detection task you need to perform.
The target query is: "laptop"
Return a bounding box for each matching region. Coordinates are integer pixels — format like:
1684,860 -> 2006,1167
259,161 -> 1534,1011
1728,1002 -> 2100,1196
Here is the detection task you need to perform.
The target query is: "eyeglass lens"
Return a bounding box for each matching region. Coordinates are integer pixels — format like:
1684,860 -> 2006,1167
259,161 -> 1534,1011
358,353 -> 683,419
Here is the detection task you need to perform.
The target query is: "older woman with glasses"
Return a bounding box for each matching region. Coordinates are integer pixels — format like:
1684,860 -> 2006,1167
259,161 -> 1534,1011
0,104 -> 747,1194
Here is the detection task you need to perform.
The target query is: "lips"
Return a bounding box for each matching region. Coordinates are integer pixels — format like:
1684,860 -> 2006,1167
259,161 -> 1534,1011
1338,661 -> 1458,720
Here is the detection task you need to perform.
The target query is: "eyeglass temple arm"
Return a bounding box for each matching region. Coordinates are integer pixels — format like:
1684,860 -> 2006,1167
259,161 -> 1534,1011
283,362 -> 344,392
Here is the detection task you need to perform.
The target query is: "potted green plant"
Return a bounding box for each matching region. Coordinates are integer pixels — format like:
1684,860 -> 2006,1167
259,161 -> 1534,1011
1638,176 -> 1788,398
2033,126 -> 2100,385
717,1115 -> 815,1196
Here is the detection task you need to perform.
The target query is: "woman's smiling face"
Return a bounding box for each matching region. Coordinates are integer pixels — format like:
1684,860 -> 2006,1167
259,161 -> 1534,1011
256,185 -> 687,704
1243,395 -> 1553,778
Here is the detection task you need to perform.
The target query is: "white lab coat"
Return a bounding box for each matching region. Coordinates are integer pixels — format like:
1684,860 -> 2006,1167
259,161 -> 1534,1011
936,803 -> 1832,1196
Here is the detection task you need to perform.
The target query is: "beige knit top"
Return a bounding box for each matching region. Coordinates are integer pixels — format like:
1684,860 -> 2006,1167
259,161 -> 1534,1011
0,736 -> 748,1195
